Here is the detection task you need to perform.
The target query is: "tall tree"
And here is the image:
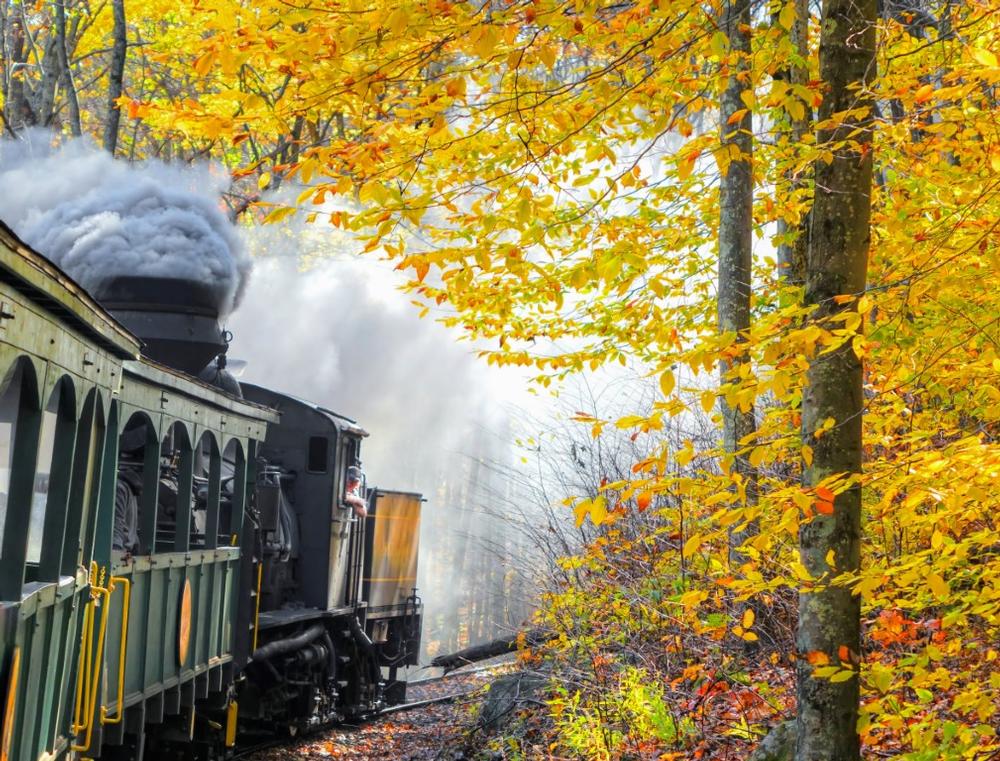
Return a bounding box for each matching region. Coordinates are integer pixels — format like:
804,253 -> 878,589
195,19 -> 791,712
774,0 -> 810,285
717,0 -> 757,549
795,0 -> 876,757
102,0 -> 126,154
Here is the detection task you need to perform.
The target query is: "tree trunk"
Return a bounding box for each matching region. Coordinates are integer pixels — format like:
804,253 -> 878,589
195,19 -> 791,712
795,0 -> 875,757
54,0 -> 81,136
103,0 -> 126,154
717,0 -> 757,546
775,0 -> 810,285
5,19 -> 34,131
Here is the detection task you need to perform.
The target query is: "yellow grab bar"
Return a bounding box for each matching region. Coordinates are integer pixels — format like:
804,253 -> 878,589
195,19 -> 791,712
252,562 -> 263,652
101,576 -> 131,725
1,647 -> 21,761
72,564 -> 111,752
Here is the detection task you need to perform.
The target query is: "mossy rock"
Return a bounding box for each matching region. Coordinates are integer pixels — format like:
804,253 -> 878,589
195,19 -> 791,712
478,672 -> 547,729
748,721 -> 795,761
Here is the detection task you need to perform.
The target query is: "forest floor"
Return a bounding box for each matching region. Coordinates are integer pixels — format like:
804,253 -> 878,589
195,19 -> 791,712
245,665 -> 513,761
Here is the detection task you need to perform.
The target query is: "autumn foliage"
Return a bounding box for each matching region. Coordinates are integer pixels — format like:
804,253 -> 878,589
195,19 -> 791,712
4,0 -> 1000,756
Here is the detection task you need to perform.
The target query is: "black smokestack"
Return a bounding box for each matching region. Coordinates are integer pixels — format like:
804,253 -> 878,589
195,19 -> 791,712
96,275 -> 227,374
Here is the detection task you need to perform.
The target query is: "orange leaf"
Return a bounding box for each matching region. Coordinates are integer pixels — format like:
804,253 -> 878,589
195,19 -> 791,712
914,83 -> 934,103
727,108 -> 748,125
815,500 -> 834,515
806,651 -> 829,665
815,486 -> 835,502
636,492 -> 652,511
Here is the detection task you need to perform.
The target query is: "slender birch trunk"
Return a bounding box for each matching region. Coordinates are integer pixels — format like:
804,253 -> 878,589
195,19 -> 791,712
795,0 -> 875,757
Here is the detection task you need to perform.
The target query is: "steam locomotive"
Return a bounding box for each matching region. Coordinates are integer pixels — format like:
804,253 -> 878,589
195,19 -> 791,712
0,221 -> 423,760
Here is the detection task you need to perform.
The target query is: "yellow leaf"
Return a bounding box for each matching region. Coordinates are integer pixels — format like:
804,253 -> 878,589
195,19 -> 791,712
749,447 -> 765,467
683,533 -> 703,557
591,495 -> 608,525
258,172 -> 271,190
264,206 -> 297,224
538,44 -> 556,70
927,572 -> 949,600
445,77 -> 467,98
193,50 -> 215,77
659,369 -> 676,398
914,84 -> 934,104
802,444 -> 814,467
741,608 -> 755,629
678,150 -> 699,181
830,669 -> 856,683
786,97 -> 805,122
700,391 -> 716,414
676,440 -> 695,467
387,7 -> 408,34
971,48 -> 998,68
471,25 -> 498,59
778,2 -> 796,30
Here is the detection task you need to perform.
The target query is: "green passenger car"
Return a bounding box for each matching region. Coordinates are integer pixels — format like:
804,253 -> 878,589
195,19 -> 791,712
0,223 -> 278,761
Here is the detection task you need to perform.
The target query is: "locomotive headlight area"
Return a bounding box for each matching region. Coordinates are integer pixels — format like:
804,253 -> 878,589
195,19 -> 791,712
0,221 -> 425,760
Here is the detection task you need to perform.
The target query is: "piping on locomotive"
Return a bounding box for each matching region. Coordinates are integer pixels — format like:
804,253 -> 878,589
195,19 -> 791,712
0,222 -> 423,761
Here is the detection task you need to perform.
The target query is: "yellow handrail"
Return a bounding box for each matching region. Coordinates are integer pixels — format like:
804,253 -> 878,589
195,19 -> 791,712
101,576 -> 131,725
252,561 -> 263,652
1,647 -> 21,761
72,564 -> 111,753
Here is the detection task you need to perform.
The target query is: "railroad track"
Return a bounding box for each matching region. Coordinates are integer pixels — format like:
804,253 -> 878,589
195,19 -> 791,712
232,668 -> 497,760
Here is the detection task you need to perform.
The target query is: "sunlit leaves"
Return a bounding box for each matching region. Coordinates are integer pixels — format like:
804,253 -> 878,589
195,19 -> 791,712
116,0 -> 1000,755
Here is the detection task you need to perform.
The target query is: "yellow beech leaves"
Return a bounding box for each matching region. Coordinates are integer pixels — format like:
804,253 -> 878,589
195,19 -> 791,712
116,0 -> 1000,754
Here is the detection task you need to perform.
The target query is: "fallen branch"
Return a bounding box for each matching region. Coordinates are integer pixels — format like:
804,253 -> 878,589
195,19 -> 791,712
429,629 -> 551,672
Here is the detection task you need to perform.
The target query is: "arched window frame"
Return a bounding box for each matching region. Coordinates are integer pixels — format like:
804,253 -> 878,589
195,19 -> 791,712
0,357 -> 42,599
163,421 -> 194,553
195,430 -> 221,549
29,375 -> 79,582
223,438 -> 247,543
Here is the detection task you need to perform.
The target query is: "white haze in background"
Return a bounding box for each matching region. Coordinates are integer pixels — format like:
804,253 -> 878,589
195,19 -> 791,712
229,227 -> 515,490
0,131 -> 249,314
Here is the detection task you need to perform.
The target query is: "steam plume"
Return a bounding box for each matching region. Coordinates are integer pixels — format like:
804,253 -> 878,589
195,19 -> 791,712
0,131 -> 248,315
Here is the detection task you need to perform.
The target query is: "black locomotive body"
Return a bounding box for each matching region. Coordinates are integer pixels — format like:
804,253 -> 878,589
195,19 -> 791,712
235,385 -> 423,737
0,224 -> 423,761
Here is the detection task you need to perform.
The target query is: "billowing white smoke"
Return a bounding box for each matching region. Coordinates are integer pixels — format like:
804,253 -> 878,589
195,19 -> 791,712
228,239 -> 534,658
0,131 -> 249,315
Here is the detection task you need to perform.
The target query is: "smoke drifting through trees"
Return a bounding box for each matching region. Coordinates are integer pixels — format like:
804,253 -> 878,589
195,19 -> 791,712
0,131 -> 536,660
228,248 -> 536,658
0,132 -> 249,314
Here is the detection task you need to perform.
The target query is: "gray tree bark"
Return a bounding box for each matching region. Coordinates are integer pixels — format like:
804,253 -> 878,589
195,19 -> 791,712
776,0 -> 810,285
103,0 -> 126,154
795,0 -> 875,757
717,0 -> 757,540
54,0 -> 81,136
